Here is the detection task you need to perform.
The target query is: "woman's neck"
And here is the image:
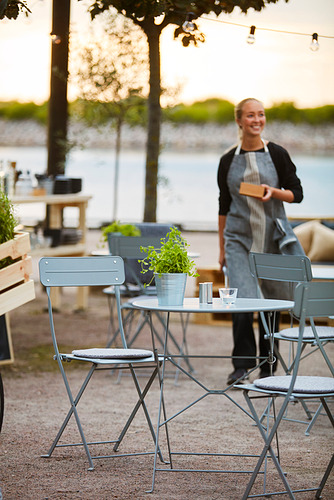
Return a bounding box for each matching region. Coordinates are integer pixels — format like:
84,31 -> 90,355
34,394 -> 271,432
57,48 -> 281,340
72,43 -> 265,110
241,136 -> 264,151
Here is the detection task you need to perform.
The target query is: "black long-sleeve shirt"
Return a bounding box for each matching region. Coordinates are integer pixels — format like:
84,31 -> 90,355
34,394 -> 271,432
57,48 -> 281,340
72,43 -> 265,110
218,142 -> 303,216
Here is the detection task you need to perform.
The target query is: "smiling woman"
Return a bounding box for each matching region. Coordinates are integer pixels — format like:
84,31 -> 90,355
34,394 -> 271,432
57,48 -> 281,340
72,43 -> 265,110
217,97 -> 305,385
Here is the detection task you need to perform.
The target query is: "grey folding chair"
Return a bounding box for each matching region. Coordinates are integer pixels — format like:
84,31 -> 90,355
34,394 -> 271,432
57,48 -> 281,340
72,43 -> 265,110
39,256 -> 164,471
239,281 -> 334,499
104,233 -> 193,377
249,252 -> 334,432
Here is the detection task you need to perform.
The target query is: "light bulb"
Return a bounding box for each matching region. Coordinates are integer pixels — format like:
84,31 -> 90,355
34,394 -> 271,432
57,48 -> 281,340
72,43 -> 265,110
310,33 -> 319,51
182,12 -> 196,33
247,26 -> 256,45
50,33 -> 61,45
182,20 -> 195,33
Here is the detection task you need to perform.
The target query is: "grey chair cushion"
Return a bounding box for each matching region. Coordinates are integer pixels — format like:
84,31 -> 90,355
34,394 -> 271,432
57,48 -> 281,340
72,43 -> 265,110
279,325 -> 334,340
72,348 -> 153,359
254,375 -> 334,394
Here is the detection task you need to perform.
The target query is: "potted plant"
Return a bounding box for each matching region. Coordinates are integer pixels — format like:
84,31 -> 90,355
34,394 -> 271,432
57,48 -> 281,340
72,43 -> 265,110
0,190 -> 35,316
101,221 -> 141,242
139,226 -> 198,305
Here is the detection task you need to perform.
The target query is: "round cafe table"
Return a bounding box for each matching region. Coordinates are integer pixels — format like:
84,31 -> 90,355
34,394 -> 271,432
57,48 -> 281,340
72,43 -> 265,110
132,296 -> 294,494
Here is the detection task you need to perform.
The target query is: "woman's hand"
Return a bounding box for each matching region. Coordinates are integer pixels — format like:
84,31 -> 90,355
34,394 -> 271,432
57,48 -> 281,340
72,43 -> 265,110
261,184 -> 273,202
219,248 -> 225,269
260,184 -> 295,203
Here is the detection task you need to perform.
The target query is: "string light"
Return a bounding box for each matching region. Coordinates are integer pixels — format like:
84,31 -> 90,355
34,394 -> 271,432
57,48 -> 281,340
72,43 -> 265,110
246,25 -> 256,45
50,33 -> 61,45
310,33 -> 320,51
196,14 -> 334,50
182,12 -> 196,33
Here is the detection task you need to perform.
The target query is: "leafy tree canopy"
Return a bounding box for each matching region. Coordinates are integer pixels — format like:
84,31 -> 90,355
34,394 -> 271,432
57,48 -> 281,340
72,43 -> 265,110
0,0 -> 30,20
85,1 -> 287,45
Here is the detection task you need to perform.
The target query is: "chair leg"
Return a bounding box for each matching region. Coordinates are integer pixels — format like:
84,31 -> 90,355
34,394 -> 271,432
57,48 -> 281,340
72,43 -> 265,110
305,402 -> 324,436
315,454 -> 334,499
41,364 -> 96,470
242,391 -> 296,499
113,363 -> 164,462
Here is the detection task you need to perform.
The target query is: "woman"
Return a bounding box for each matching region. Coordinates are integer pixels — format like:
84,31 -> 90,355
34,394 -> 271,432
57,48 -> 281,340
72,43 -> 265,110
217,98 -> 304,385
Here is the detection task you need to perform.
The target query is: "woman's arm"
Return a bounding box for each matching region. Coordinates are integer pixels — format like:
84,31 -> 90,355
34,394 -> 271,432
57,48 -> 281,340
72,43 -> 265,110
218,215 -> 226,268
267,142 -> 303,203
261,185 -> 295,203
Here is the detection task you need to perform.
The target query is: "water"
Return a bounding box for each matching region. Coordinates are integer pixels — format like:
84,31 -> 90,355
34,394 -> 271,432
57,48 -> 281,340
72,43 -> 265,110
1,146 -> 333,229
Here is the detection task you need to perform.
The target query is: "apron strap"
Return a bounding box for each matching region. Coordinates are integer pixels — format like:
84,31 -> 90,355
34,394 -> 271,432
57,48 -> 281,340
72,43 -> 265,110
235,139 -> 268,155
262,138 -> 269,152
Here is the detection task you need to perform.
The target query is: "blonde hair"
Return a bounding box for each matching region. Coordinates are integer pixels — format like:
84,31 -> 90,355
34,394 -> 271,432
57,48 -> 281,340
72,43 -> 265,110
234,98 -> 263,120
234,98 -> 264,140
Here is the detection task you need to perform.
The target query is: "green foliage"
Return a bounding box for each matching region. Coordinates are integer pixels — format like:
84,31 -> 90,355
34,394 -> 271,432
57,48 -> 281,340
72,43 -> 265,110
0,101 -> 48,124
70,97 -> 147,127
101,221 -> 141,241
266,102 -> 302,123
266,102 -> 334,124
2,99 -> 334,127
0,0 -> 30,20
0,190 -> 18,270
164,99 -> 234,124
139,226 -> 198,280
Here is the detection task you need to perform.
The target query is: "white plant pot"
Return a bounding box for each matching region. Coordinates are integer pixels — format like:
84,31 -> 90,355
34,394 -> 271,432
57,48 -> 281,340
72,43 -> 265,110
154,273 -> 187,306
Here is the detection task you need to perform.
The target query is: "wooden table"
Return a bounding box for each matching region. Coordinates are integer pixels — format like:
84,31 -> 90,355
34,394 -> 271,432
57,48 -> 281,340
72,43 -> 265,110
12,194 -> 92,309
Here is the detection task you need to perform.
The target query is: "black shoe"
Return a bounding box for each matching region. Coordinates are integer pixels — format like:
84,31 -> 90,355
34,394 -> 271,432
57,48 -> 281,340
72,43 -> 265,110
227,368 -> 248,385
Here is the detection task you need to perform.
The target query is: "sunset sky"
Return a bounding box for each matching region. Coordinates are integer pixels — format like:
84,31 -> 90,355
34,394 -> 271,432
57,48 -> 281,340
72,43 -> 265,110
0,0 -> 333,108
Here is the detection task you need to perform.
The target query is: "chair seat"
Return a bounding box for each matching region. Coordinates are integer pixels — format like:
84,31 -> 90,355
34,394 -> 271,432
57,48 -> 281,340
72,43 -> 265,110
72,348 -> 153,359
279,325 -> 334,340
124,295 -> 157,306
103,285 -> 157,298
103,284 -> 142,296
254,375 -> 334,394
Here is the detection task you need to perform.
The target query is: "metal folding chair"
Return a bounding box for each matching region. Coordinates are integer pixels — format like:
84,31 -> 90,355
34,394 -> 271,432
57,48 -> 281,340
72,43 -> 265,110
104,233 -> 193,377
39,256 -> 164,470
239,281 -> 334,499
249,252 -> 334,432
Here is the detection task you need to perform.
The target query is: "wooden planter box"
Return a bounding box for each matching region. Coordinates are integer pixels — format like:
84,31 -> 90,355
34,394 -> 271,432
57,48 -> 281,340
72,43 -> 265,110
0,232 -> 35,317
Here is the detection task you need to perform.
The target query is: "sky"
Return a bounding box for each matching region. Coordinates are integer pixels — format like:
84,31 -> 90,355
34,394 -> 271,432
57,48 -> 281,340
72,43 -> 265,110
0,0 -> 333,108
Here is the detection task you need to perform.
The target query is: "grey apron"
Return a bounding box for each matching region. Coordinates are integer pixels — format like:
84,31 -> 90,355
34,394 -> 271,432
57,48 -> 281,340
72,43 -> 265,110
224,141 -> 304,300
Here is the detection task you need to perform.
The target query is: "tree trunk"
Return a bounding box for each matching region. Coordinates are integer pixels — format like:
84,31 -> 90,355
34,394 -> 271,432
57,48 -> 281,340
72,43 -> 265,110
113,116 -> 122,221
47,0 -> 70,177
143,24 -> 161,222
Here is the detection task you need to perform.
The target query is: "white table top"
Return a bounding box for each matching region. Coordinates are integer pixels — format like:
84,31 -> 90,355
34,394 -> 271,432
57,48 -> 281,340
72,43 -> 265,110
132,297 -> 294,314
312,265 -> 334,280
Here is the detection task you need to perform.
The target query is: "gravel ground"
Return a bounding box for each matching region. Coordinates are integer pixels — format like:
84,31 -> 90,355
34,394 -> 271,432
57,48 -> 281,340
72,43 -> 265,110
0,231 -> 333,499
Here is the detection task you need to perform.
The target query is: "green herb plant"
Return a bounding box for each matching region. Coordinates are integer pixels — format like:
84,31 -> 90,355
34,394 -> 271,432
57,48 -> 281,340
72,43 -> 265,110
101,221 -> 141,244
0,190 -> 18,270
139,226 -> 198,285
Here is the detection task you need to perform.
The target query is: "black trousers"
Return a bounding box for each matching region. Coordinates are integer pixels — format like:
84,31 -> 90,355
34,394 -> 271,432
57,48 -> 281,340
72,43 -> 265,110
232,312 -> 280,373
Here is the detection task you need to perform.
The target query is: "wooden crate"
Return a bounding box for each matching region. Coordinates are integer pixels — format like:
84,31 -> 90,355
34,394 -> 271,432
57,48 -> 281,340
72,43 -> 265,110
0,232 -> 35,316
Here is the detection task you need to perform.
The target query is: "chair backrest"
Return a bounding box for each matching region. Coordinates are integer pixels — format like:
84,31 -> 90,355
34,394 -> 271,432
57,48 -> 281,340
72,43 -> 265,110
108,235 -> 163,292
293,281 -> 334,321
249,252 -> 313,285
107,225 -> 172,289
249,253 -> 313,336
108,235 -> 163,261
39,256 -> 125,288
39,256 -> 128,349
292,281 -> 334,377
